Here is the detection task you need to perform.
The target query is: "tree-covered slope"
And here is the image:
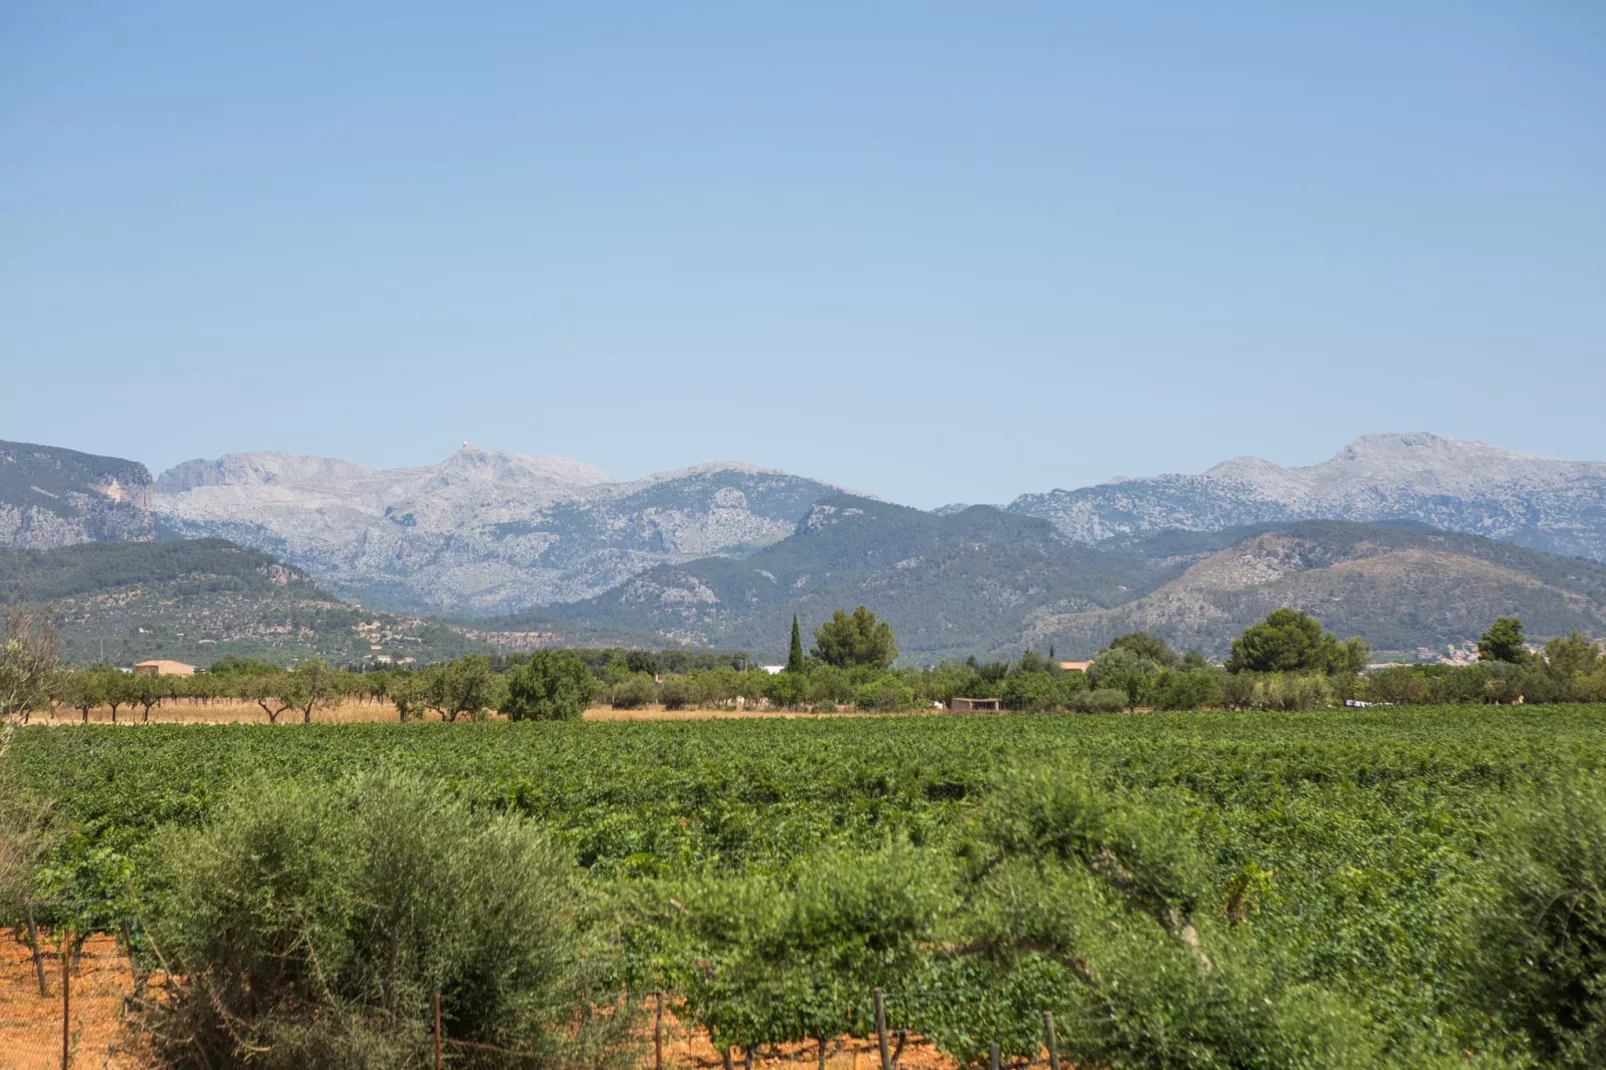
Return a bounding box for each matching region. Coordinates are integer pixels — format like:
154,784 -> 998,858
546,512 -> 1606,663
1021,521 -> 1606,658
0,439 -> 154,548
544,496 -> 1215,661
0,538 -> 480,666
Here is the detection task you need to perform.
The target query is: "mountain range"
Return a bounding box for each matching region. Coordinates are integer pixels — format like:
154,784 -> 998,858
153,448 -> 846,613
4,431 -> 1605,663
1,440 -> 155,548
1003,432 -> 1606,561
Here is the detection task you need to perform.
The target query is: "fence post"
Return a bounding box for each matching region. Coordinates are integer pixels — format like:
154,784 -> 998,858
990,1043 -> 1000,1070
434,992 -> 442,1070
654,991 -> 664,1070
61,931 -> 71,1070
1042,1011 -> 1059,1070
873,988 -> 891,1070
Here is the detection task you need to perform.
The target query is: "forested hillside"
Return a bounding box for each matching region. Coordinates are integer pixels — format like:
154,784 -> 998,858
0,538 -> 480,665
546,508 -> 1606,662
1023,521 -> 1606,658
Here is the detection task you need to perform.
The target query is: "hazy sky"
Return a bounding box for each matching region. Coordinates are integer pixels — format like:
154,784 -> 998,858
3,2 -> 1603,507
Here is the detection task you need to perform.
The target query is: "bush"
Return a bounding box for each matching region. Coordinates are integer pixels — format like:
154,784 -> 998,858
853,677 -> 917,711
609,673 -> 658,709
139,770 -> 637,1070
1072,688 -> 1128,713
658,675 -> 694,710
502,649 -> 594,721
764,671 -> 808,709
1151,669 -> 1225,710
1002,669 -> 1059,711
1464,777 -> 1606,1067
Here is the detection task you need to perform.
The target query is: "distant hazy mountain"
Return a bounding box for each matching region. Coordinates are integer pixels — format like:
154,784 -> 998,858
1020,521 -> 1606,658
548,511 -> 1606,662
1006,432 -> 1606,562
0,440 -> 154,549
153,446 -> 848,614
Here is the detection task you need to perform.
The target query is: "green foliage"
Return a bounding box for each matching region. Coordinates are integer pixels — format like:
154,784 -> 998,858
670,844 -> 949,1051
658,675 -> 694,710
764,670 -> 808,709
1088,646 -> 1158,709
502,650 -> 594,721
609,673 -> 658,710
812,606 -> 899,669
1226,608 -> 1366,675
1464,777 -> 1606,1067
1151,668 -> 1225,711
421,654 -> 501,722
14,706 -> 1606,1068
1107,631 -> 1178,668
786,615 -> 806,674
1478,616 -> 1532,665
203,655 -> 280,677
854,676 -> 916,711
1071,688 -> 1129,713
140,769 -> 636,1069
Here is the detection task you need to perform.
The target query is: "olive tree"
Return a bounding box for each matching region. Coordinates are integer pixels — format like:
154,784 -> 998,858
140,769 -> 639,1070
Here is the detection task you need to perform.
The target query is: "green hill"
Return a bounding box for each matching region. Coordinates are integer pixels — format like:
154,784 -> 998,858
0,538 -> 479,666
542,507 -> 1606,663
543,496 -> 1224,661
1021,521 -> 1606,658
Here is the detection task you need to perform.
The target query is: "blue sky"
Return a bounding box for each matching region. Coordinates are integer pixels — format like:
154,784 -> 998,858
3,2 -> 1603,507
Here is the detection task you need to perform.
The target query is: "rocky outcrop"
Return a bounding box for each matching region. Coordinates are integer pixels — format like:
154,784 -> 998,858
153,447 -> 847,613
0,440 -> 154,548
1007,432 -> 1606,562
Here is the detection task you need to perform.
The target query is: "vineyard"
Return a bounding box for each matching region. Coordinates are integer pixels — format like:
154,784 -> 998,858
7,706 -> 1606,1068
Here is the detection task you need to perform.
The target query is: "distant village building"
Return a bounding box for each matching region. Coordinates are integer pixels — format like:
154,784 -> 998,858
760,665 -> 786,675
133,659 -> 196,677
1059,660 -> 1092,673
951,697 -> 1002,713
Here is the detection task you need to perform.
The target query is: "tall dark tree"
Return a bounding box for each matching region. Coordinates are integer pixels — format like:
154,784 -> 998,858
785,615 -> 806,674
1225,608 -> 1355,674
811,606 -> 898,670
1106,631 -> 1178,668
1479,616 -> 1532,665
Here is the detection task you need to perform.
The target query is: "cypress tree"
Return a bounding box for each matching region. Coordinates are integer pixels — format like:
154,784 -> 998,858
786,615 -> 806,673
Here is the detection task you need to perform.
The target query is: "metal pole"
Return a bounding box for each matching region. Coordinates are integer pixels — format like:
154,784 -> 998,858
990,1044 -> 1000,1070
434,992 -> 442,1070
873,988 -> 891,1070
1042,1011 -> 1059,1070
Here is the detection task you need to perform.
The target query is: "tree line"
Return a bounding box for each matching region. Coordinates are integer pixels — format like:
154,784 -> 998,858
7,605 -> 1605,728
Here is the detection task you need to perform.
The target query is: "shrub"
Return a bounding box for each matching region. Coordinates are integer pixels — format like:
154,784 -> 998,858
609,673 -> 658,709
1464,777 -> 1606,1068
1002,670 -> 1059,711
139,770 -> 637,1070
658,675 -> 694,710
1072,688 -> 1128,713
853,677 -> 917,711
1151,669 -> 1225,710
502,649 -> 594,721
764,670 -> 808,709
